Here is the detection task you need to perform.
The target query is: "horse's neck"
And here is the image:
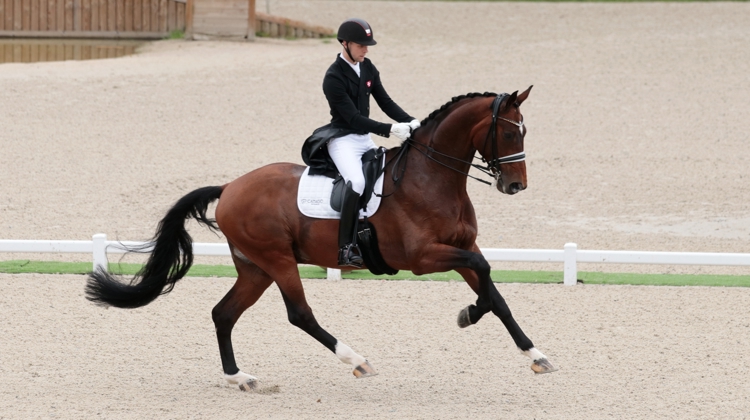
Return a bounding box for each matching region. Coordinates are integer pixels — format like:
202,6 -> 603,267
407,102 -> 486,190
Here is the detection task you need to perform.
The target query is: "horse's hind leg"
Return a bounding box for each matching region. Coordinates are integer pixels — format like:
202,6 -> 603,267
212,248 -> 274,391
270,262 -> 377,378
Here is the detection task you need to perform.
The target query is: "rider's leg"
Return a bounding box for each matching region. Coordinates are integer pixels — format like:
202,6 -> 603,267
327,134 -> 376,267
337,181 -> 363,267
327,133 -> 375,194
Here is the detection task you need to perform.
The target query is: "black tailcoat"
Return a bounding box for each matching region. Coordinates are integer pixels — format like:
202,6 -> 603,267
302,55 -> 414,176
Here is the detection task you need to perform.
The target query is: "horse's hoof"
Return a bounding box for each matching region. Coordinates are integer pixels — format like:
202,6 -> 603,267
352,360 -> 378,378
224,371 -> 259,391
457,306 -> 472,328
531,358 -> 558,374
238,378 -> 258,391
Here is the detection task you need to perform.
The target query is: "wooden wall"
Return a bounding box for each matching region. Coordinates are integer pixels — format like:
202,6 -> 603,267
189,0 -> 332,40
190,0 -> 246,38
254,12 -> 332,39
0,0 -> 185,38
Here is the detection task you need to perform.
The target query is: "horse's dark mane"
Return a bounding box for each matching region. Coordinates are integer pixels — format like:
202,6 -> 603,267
420,91 -> 498,125
390,91 -> 499,152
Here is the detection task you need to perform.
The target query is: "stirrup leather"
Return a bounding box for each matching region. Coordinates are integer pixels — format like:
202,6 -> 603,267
338,244 -> 363,268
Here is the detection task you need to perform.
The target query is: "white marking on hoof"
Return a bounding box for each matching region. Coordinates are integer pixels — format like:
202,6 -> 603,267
224,371 -> 258,391
522,348 -> 558,374
531,358 -> 558,374
353,360 -> 378,378
522,347 -> 547,362
335,341 -> 366,367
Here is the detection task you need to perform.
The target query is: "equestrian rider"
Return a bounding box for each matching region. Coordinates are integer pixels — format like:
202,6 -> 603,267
324,18 -> 420,268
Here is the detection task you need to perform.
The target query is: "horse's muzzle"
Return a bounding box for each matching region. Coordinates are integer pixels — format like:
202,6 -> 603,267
499,181 -> 526,195
495,175 -> 526,195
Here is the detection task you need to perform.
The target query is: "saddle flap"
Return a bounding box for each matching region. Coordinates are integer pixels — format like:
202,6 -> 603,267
330,176 -> 346,212
360,148 -> 385,210
328,147 -> 386,213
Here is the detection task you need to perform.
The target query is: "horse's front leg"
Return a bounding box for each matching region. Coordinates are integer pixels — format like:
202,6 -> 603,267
411,244 -> 557,374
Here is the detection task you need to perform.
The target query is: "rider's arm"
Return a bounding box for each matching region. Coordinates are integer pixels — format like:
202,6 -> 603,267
369,63 -> 414,124
323,72 -> 392,137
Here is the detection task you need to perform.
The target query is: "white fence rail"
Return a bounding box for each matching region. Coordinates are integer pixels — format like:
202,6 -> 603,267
1,234 -> 749,285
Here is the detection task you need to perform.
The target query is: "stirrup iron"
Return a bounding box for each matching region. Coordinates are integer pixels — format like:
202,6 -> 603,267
338,244 -> 363,268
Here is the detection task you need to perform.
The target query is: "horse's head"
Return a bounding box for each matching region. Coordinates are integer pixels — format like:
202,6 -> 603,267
474,86 -> 532,195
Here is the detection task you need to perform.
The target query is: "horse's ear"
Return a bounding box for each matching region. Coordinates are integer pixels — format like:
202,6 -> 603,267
504,91 -> 518,111
516,85 -> 533,106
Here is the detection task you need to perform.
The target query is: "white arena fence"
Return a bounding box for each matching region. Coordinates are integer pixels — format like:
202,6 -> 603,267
1,234 -> 749,286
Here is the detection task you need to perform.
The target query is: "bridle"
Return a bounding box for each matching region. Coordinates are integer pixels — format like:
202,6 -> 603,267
400,93 -> 526,187
480,93 -> 526,174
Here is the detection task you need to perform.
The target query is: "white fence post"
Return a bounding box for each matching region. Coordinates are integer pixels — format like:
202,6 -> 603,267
92,233 -> 107,273
564,242 -> 578,286
327,268 -> 341,280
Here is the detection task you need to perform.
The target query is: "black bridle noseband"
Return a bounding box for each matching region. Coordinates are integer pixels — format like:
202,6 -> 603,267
401,93 -> 526,186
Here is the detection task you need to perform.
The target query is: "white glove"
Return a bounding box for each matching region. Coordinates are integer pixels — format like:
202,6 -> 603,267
390,122 -> 412,141
408,119 -> 421,131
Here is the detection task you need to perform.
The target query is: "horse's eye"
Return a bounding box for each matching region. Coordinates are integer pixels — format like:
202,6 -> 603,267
503,132 -> 515,141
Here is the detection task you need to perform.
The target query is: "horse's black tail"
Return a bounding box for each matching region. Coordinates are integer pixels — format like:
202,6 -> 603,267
85,186 -> 224,309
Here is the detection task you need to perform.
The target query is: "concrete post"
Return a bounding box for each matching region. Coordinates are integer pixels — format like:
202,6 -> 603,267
92,233 -> 107,273
327,268 -> 341,281
564,242 -> 577,286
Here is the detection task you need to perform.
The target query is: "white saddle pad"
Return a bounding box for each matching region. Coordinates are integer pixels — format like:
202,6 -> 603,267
297,167 -> 384,219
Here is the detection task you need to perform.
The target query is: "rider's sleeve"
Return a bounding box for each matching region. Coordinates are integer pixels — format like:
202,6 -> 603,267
369,64 -> 414,124
323,72 -> 392,137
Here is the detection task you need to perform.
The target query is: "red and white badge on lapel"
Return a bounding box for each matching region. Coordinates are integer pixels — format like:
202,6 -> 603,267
366,80 -> 372,88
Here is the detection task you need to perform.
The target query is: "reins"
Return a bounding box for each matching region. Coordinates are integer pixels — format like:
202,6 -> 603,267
406,140 -> 494,186
374,142 -> 411,198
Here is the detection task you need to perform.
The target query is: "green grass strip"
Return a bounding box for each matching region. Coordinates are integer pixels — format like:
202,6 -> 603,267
1,260 -> 748,287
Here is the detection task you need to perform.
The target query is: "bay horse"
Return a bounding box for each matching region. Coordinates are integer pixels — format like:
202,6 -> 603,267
85,86 -> 557,391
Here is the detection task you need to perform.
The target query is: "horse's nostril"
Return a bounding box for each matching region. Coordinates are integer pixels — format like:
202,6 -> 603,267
510,182 -> 525,194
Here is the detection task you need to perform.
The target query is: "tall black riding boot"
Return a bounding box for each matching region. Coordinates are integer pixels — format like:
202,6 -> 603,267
337,182 -> 364,268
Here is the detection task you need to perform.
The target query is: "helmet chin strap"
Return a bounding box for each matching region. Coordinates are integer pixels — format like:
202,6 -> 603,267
343,42 -> 356,63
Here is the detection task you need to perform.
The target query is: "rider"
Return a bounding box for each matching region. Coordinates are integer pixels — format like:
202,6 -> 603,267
323,18 -> 420,268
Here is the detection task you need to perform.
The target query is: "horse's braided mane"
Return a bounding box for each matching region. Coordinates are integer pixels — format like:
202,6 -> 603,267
392,91 -> 498,149
420,91 -> 498,125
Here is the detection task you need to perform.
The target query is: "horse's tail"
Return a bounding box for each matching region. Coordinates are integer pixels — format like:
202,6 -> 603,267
85,185 -> 224,309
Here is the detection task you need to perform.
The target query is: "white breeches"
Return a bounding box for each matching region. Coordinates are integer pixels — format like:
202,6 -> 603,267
327,133 -> 377,195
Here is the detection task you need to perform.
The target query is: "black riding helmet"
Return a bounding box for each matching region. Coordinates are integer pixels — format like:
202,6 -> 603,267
337,18 -> 377,46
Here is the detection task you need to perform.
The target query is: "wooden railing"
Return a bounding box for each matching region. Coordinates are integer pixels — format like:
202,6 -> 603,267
0,0 -> 186,38
0,0 -> 332,40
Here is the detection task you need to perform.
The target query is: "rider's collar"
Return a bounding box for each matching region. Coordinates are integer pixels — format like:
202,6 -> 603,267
338,53 -> 361,77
